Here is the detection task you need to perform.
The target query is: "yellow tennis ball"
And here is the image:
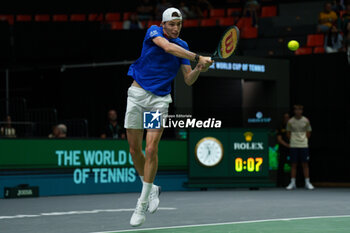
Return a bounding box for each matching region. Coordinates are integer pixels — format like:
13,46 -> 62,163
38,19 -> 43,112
288,40 -> 299,51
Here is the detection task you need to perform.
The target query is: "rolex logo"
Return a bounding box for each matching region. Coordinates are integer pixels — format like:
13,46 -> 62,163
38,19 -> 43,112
244,132 -> 253,142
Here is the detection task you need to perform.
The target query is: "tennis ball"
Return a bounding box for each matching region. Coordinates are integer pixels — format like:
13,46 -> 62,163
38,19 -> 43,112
288,40 -> 299,51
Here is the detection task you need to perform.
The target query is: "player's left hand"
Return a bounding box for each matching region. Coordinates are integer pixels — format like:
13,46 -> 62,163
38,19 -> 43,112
196,60 -> 213,72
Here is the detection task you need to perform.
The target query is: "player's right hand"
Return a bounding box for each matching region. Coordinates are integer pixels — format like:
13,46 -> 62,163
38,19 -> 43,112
199,56 -> 213,67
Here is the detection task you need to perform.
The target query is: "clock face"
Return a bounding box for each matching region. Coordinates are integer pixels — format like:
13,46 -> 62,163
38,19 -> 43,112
195,137 -> 224,167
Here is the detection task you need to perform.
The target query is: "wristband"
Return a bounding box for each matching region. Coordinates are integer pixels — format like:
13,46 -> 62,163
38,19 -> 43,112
195,54 -> 200,62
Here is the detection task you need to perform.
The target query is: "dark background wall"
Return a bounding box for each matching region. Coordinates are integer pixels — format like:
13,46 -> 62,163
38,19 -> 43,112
289,53 -> 350,182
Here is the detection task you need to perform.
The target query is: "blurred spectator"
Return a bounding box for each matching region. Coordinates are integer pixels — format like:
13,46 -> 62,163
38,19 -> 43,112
48,124 -> 67,138
179,1 -> 199,19
325,25 -> 344,53
341,4 -> 350,49
0,115 -> 16,138
123,13 -> 144,30
137,0 -> 155,20
243,0 -> 260,27
331,0 -> 345,13
155,0 -> 172,20
276,113 -> 290,187
318,2 -> 338,33
190,0 -> 213,18
100,109 -> 126,139
179,1 -> 197,19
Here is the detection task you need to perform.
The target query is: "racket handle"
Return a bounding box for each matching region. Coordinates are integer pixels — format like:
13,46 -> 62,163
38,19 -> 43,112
211,51 -> 219,60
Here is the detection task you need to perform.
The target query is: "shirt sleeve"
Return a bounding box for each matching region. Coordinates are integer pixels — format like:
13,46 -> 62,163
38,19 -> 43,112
179,41 -> 191,65
145,25 -> 164,42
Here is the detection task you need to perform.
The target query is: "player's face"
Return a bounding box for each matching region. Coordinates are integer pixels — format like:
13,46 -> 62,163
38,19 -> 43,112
163,19 -> 182,39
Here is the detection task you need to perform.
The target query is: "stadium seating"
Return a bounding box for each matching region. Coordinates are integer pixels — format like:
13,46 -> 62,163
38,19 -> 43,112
70,14 -> 86,22
0,15 -> 14,25
227,8 -> 242,17
261,6 -> 277,18
110,22 -> 123,30
53,14 -> 68,22
123,12 -> 134,21
16,15 -> 32,22
218,17 -> 235,26
34,14 -> 50,22
295,47 -> 312,55
200,18 -> 217,27
307,34 -> 324,47
88,14 -> 104,22
183,19 -> 199,28
105,13 -> 121,22
147,20 -> 161,27
210,9 -> 225,18
241,27 -> 258,39
313,47 -> 325,54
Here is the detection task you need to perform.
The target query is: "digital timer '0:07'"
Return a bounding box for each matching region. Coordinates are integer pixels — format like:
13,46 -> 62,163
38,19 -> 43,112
235,157 -> 263,172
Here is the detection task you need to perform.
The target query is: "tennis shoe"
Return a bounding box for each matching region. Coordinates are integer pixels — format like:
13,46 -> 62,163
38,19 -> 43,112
130,199 -> 148,227
148,185 -> 161,213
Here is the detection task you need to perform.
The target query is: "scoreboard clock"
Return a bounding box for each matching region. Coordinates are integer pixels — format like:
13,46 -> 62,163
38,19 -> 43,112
187,128 -> 274,188
195,137 -> 224,167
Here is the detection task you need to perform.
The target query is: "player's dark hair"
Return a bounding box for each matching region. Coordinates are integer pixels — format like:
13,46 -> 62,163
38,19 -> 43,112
172,12 -> 180,17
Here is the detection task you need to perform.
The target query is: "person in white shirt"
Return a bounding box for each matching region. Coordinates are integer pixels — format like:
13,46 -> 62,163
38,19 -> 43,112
286,105 -> 314,190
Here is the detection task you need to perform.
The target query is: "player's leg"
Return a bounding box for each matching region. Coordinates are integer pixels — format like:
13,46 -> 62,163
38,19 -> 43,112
301,148 -> 314,190
286,148 -> 297,190
144,128 -> 163,183
127,129 -> 145,177
140,128 -> 163,214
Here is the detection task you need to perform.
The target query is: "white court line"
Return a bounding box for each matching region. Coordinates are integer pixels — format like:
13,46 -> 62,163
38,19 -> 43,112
0,207 -> 176,220
90,215 -> 350,233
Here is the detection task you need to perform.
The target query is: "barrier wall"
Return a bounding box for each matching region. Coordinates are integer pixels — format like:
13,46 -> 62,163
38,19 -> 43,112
0,139 -> 188,198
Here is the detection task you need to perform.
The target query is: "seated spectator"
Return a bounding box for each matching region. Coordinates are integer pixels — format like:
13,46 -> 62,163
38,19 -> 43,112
341,4 -> 350,49
179,1 -> 198,19
243,0 -> 260,27
331,0 -> 345,14
318,1 -> 338,33
155,0 -> 172,20
137,0 -> 155,20
123,13 -> 144,30
325,25 -> 344,53
100,109 -> 126,139
195,0 -> 213,18
0,115 -> 16,138
48,124 -> 67,138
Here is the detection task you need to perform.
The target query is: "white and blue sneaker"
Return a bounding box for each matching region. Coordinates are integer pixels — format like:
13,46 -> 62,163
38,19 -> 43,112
130,199 -> 148,227
148,185 -> 161,214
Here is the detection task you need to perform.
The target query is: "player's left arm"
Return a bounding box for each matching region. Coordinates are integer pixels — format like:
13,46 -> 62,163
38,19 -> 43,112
181,63 -> 210,86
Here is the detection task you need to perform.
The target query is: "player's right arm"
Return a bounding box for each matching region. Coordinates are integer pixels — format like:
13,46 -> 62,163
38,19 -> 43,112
152,36 -> 212,66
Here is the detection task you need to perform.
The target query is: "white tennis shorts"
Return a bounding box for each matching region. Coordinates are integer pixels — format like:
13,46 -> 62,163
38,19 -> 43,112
124,85 -> 172,129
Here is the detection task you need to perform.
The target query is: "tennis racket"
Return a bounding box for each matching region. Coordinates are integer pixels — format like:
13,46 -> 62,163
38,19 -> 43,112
211,26 -> 240,60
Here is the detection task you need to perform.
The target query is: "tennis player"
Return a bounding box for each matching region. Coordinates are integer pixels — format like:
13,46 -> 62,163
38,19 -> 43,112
125,7 -> 213,227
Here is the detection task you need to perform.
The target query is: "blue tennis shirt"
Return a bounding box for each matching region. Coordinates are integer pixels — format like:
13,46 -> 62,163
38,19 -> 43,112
127,25 -> 191,96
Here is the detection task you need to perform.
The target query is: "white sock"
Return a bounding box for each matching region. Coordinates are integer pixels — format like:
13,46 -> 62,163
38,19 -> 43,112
139,182 -> 153,202
139,176 -> 144,182
291,178 -> 296,184
305,178 -> 310,184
